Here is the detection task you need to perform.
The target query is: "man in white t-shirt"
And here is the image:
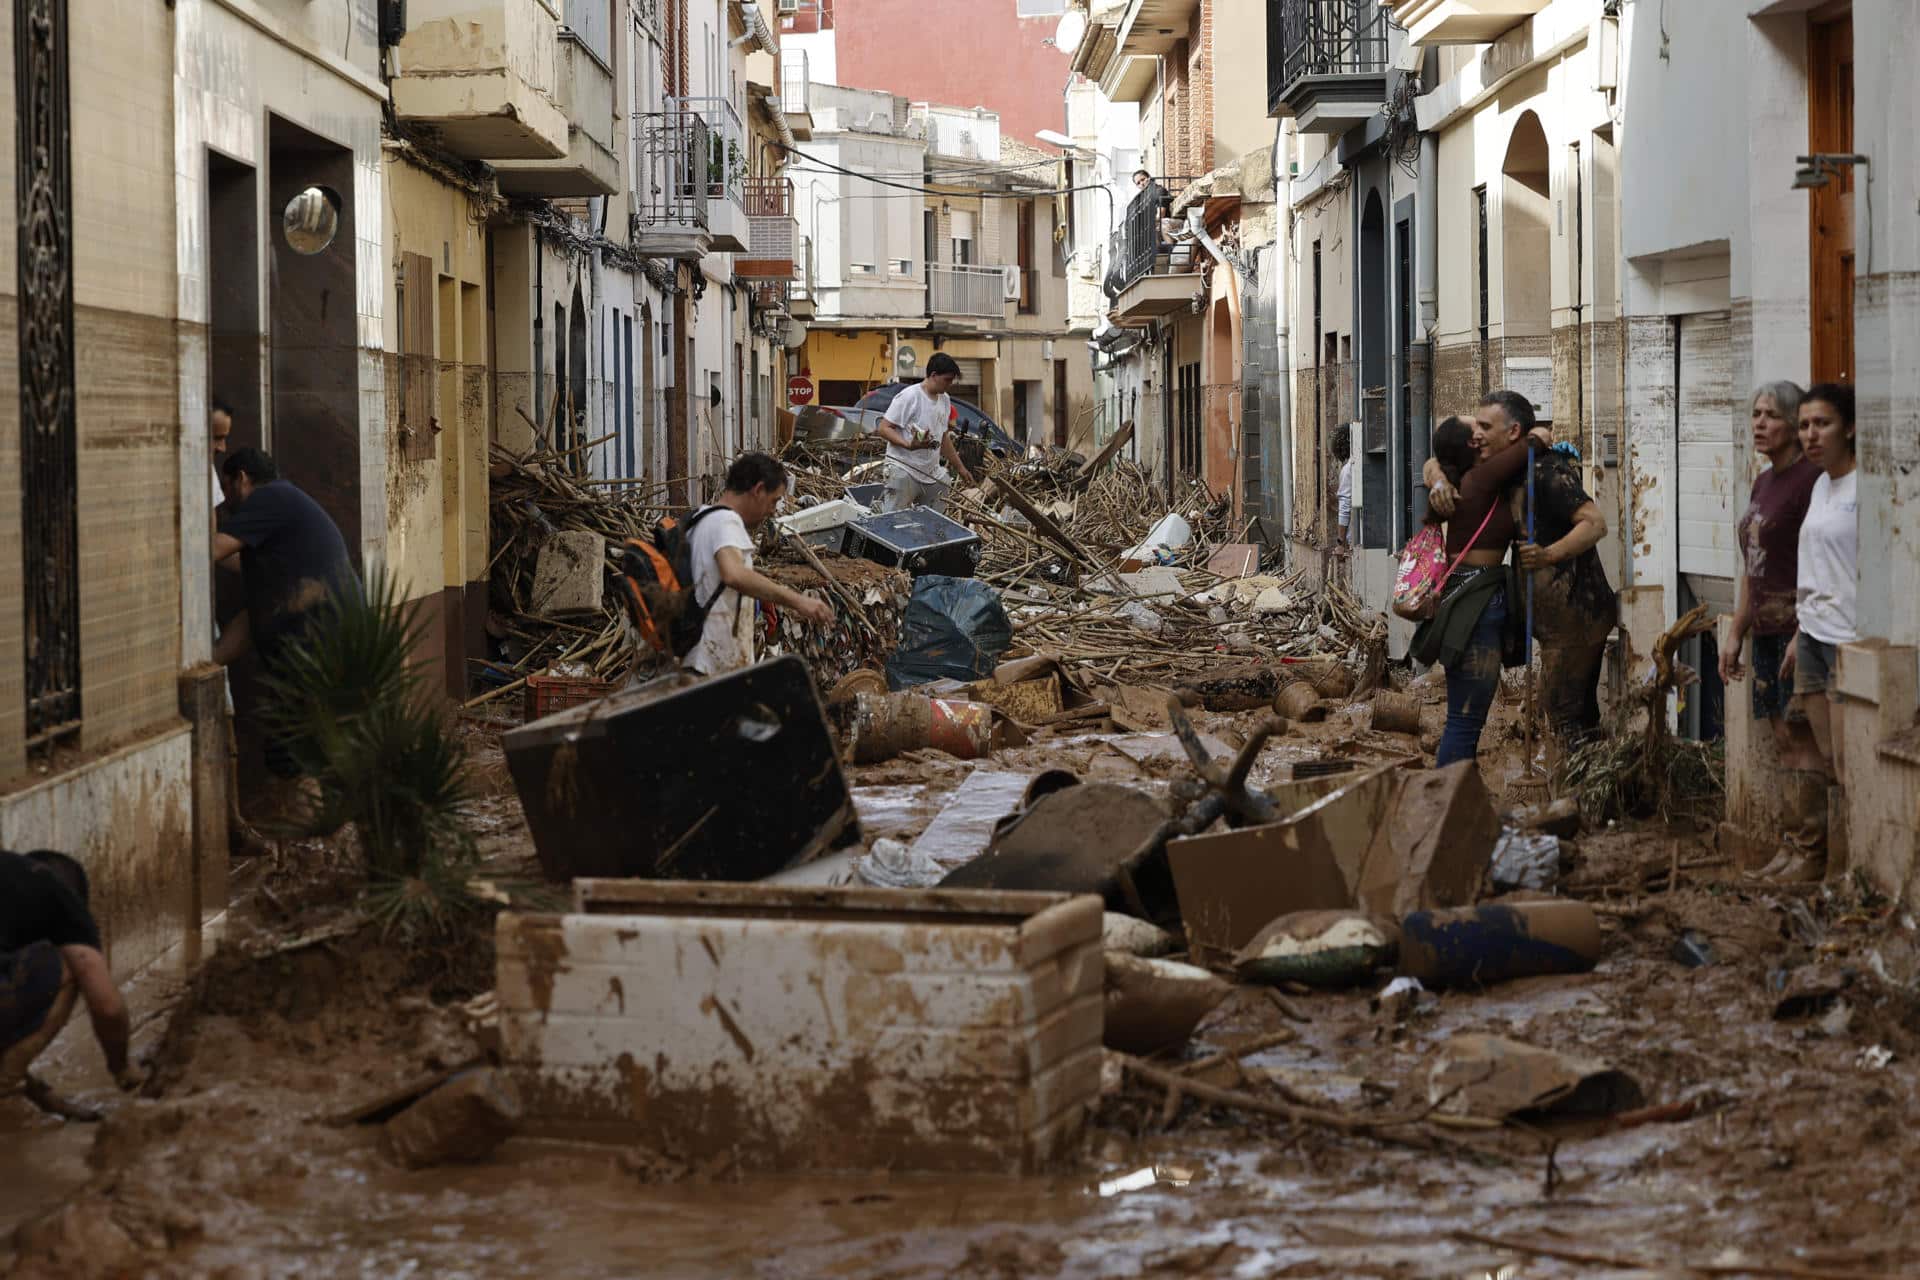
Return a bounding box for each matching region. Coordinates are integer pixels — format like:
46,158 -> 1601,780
683,452 -> 835,677
872,353 -> 978,513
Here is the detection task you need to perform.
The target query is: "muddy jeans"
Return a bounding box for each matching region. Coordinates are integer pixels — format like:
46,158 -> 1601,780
1540,638 -> 1607,746
1436,587 -> 1508,769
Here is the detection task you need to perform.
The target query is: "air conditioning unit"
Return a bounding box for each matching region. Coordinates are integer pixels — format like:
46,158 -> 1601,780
777,0 -> 798,12
1002,266 -> 1022,301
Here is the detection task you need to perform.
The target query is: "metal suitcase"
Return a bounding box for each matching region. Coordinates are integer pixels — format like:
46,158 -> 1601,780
842,506 -> 983,578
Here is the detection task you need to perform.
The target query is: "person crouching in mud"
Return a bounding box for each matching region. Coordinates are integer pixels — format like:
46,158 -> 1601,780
1413,415 -> 1555,769
2,850 -> 142,1121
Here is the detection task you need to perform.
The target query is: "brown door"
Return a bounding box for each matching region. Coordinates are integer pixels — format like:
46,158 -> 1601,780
1053,360 -> 1068,448
1808,12 -> 1854,383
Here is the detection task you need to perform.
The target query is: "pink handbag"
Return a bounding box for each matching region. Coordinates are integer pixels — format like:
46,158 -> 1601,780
1391,504 -> 1497,622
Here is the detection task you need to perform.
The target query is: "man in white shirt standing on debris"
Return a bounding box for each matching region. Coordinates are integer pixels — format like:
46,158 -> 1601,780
684,452 -> 834,678
873,352 -> 977,513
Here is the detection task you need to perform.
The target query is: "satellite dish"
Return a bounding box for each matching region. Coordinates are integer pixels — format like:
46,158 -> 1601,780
780,317 -> 809,350
1055,9 -> 1086,54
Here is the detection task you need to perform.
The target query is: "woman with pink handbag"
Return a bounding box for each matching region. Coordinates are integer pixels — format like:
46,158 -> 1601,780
1405,417 -> 1555,767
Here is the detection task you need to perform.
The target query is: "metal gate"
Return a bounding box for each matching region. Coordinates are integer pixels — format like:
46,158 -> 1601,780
16,0 -> 81,752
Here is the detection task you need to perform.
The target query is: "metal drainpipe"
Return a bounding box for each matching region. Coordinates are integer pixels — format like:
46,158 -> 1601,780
1414,131 -> 1439,518
1274,121 -> 1294,546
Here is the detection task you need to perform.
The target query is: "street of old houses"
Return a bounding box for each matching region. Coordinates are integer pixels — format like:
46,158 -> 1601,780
5,0 -> 1920,1274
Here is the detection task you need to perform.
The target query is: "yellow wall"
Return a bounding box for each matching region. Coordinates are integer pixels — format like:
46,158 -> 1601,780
382,158 -> 490,606
796,329 -> 896,403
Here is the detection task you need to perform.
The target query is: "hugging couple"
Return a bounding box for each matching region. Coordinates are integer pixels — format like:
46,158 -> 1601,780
1410,390 -> 1616,770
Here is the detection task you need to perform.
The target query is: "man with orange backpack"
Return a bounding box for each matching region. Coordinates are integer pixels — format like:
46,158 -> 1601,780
625,453 -> 834,677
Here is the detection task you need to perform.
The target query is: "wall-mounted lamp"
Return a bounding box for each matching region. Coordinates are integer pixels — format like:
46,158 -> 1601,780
1793,153 -> 1869,190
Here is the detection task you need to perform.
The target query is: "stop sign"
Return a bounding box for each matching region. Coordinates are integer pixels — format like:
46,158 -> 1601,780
787,375 -> 815,406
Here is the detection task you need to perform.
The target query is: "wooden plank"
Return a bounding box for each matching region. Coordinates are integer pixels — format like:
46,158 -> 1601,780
989,473 -> 1095,565
1073,418 -> 1135,487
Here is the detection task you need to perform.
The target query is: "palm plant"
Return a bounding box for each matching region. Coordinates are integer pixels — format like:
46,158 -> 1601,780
258,569 -> 478,934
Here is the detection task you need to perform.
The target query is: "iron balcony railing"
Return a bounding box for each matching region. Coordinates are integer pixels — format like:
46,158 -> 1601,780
1268,0 -> 1392,112
794,233 -> 815,302
1106,176 -> 1196,295
670,94 -> 746,210
637,110 -> 713,229
780,49 -> 811,116
929,263 -> 1007,319
741,177 -> 797,275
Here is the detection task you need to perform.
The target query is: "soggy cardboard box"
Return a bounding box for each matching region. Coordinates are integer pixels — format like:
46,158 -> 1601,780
1169,761 -> 1498,963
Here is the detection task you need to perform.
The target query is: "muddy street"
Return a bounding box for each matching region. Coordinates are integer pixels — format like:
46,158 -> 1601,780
7,692 -> 1920,1279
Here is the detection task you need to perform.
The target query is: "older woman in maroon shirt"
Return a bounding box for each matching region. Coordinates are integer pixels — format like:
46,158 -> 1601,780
1720,381 -> 1821,767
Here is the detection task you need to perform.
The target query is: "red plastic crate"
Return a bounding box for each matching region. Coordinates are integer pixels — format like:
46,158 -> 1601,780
524,673 -> 617,722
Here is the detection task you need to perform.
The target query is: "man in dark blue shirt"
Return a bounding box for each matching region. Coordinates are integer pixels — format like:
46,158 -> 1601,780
213,448 -> 359,775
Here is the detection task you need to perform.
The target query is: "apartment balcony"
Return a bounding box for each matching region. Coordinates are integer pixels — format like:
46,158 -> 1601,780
737,178 -> 797,280
790,234 -> 817,319
1268,0 -> 1393,133
1380,0 -> 1548,45
493,33 -> 620,196
1100,0 -> 1199,104
389,0 -> 570,160
1105,180 -> 1203,325
780,50 -> 815,141
928,264 -> 1008,322
634,99 -> 749,258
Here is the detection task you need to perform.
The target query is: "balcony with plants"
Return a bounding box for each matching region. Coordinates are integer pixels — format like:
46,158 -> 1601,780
1104,176 -> 1203,324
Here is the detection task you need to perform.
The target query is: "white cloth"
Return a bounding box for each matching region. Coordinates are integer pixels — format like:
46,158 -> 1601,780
882,472 -> 950,515
1795,469 -> 1858,646
683,505 -> 758,676
1336,459 -> 1354,539
879,383 -> 953,486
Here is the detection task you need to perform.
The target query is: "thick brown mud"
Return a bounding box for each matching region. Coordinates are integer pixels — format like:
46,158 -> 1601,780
6,712 -> 1920,1279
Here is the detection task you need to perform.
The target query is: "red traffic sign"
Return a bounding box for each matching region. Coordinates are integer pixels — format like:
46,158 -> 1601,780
787,375 -> 815,406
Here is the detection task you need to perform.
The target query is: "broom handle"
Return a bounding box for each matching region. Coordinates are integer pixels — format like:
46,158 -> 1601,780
1525,448 -> 1537,770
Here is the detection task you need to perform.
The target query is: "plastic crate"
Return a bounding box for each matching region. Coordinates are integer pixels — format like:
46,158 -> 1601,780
523,673 -> 616,722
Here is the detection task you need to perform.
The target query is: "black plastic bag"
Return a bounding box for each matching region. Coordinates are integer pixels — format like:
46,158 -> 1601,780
885,575 -> 1013,690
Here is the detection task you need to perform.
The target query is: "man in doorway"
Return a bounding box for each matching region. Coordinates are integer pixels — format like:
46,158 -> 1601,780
1332,423 -> 1356,552
873,353 -> 976,514
213,448 -> 360,777
684,452 -> 834,678
206,398 -> 267,851
1426,390 -> 1615,747
2,850 -> 142,1119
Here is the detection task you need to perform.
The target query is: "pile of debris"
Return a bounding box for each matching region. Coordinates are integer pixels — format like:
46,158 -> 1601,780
480,441 -> 671,699
480,427 -> 1388,716
479,442 -> 919,703
773,443 -> 1388,695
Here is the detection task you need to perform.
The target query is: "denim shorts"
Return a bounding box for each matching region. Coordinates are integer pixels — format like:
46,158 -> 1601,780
1794,633 -> 1840,699
1750,632 -> 1805,721
0,941 -> 64,1052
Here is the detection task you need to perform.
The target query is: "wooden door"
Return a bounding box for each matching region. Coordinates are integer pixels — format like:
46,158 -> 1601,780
1808,13 -> 1854,383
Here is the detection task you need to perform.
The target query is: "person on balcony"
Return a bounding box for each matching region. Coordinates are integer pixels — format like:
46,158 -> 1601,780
872,353 -> 977,512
